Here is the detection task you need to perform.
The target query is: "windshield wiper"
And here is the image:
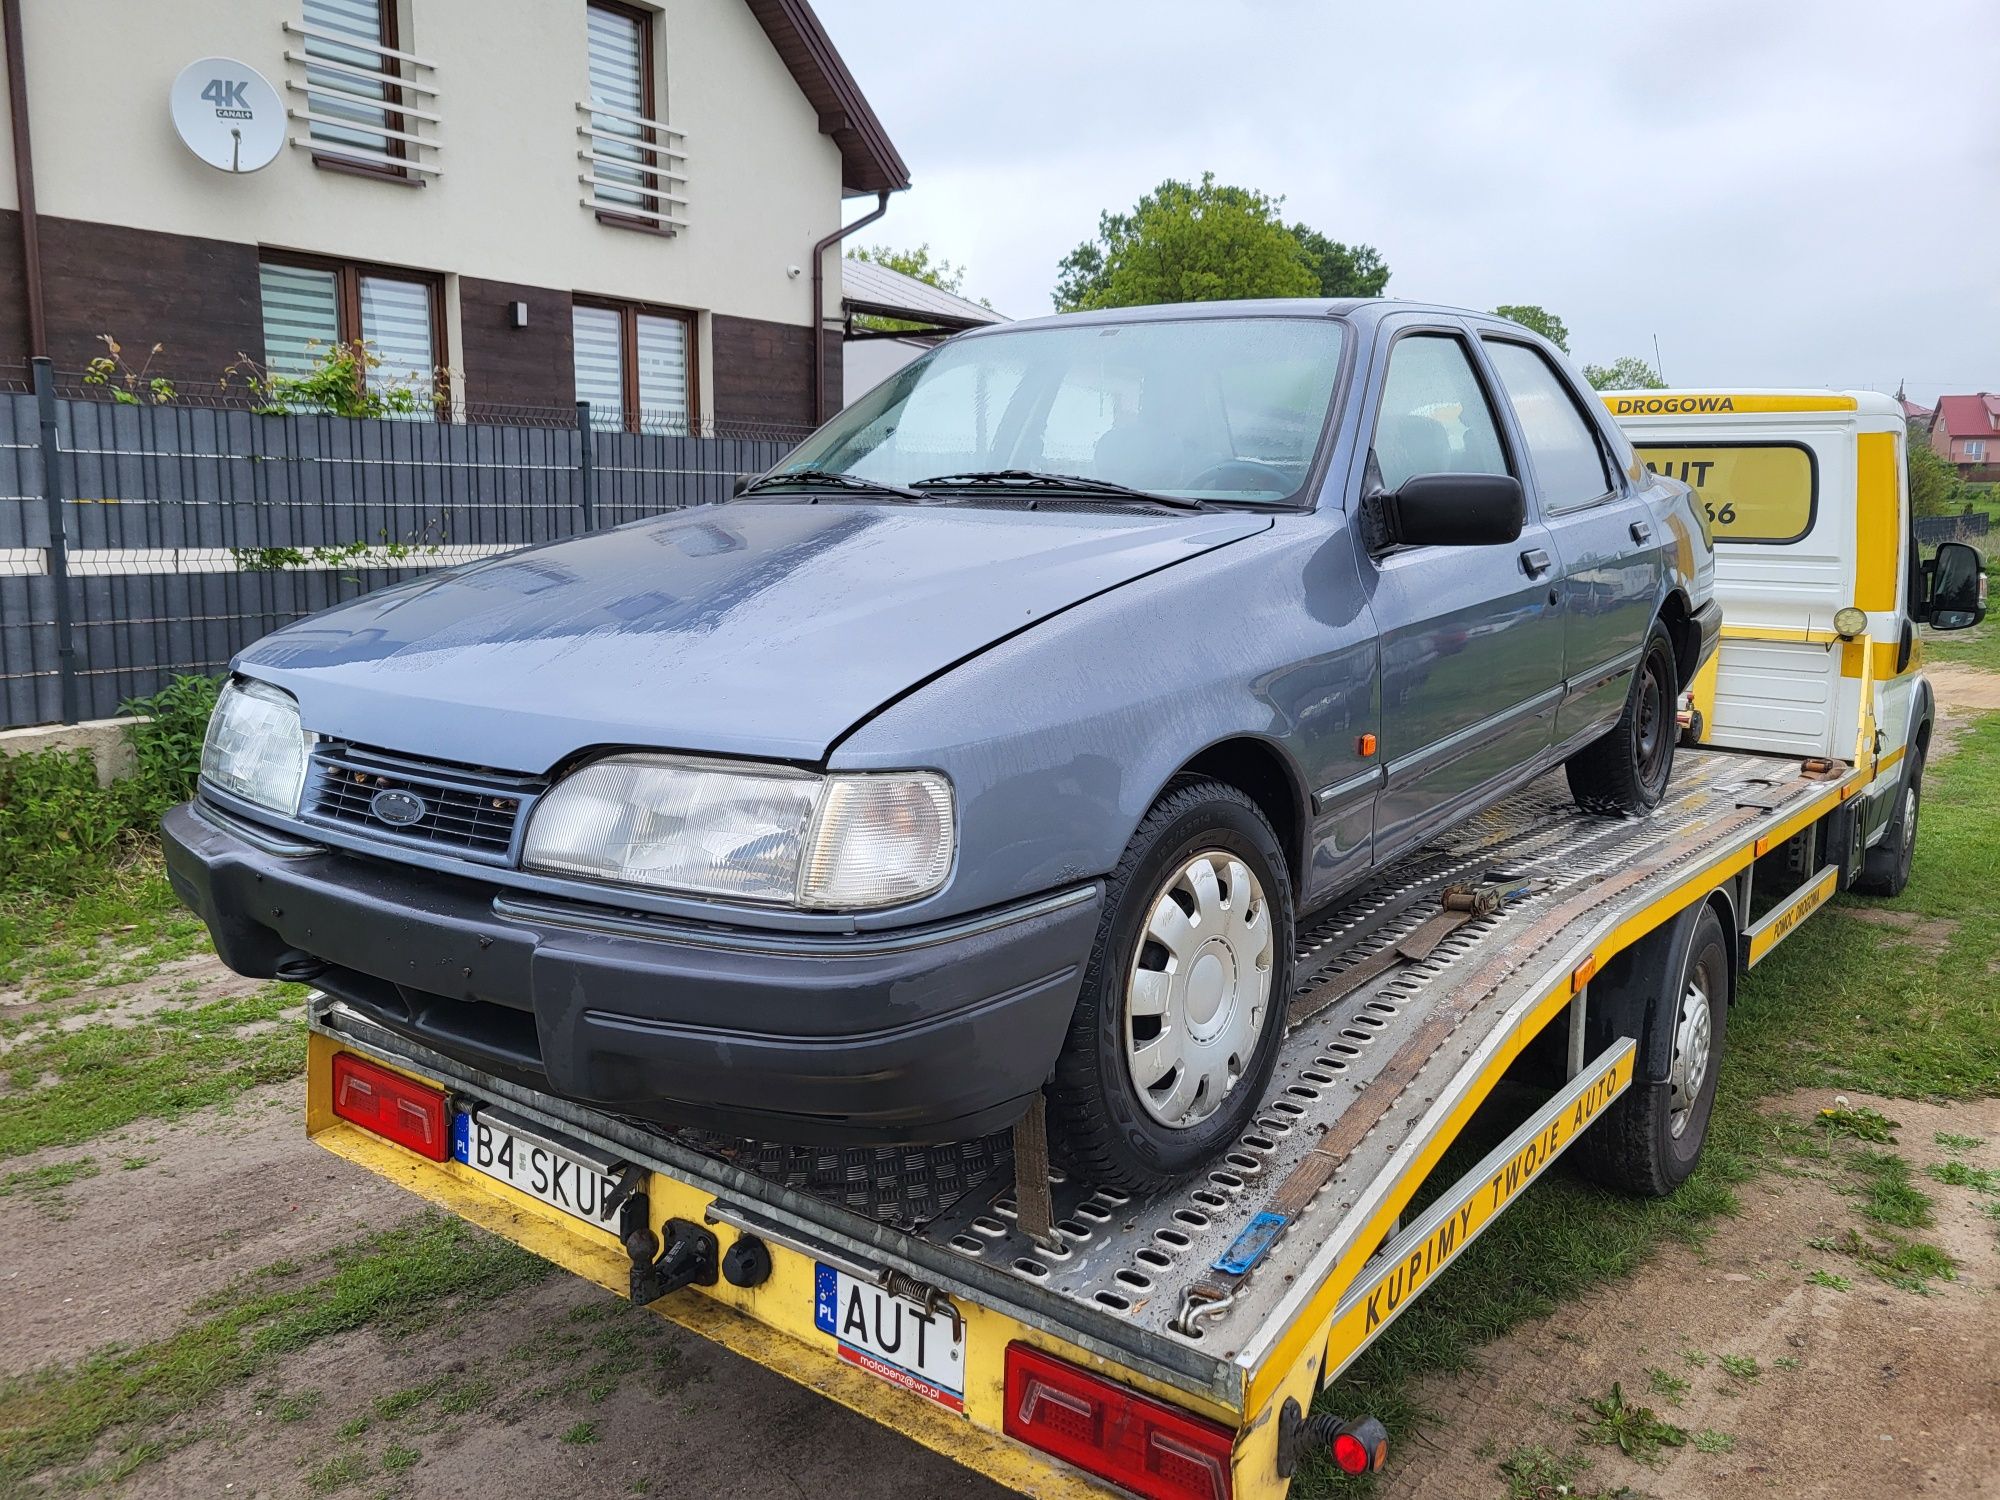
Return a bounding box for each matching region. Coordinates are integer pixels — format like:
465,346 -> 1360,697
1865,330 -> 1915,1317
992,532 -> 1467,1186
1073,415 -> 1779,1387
912,469 -> 1208,511
740,469 -> 923,500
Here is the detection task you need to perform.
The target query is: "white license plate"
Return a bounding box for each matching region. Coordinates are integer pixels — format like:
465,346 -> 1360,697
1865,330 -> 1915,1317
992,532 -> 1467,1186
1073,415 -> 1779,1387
814,1263 -> 966,1412
452,1111 -> 624,1232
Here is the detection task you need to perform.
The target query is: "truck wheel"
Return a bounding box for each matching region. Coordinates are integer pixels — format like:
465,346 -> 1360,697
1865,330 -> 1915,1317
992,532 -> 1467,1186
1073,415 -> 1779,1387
1565,621 -> 1679,814
1575,902 -> 1729,1197
1048,778 -> 1295,1194
1853,750 -> 1924,898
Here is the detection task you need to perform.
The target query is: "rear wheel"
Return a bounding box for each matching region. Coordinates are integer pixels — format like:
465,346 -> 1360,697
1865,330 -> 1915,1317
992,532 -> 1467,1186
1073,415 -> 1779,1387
1048,779 -> 1295,1193
1575,902 -> 1729,1196
1854,749 -> 1924,897
1566,620 -> 1679,814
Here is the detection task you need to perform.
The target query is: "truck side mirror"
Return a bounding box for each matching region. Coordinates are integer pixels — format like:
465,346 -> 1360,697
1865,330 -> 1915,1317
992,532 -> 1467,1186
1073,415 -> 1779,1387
1924,541 -> 1987,630
1375,473 -> 1524,548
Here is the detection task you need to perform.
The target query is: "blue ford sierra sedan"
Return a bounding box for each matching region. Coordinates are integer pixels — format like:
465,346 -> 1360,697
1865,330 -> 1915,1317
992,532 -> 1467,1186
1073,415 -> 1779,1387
165,298 -> 1718,1190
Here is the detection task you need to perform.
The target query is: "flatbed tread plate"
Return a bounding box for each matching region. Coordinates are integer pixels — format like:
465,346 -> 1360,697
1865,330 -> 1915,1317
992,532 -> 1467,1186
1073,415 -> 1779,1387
919,750 -> 1826,1357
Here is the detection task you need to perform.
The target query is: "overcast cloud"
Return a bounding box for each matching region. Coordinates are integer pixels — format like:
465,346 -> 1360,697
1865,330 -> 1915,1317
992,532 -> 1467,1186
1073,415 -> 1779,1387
815,1 -> 1999,403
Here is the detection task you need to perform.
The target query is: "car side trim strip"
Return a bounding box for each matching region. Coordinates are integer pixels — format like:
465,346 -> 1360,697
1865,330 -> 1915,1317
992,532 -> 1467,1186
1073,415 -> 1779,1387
1383,684 -> 1566,790
1559,644 -> 1644,704
1311,765 -> 1385,816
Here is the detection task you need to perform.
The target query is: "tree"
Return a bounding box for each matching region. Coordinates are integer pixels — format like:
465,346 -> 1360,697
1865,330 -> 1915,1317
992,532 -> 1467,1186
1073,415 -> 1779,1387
845,243 -> 990,333
1291,225 -> 1391,299
1582,355 -> 1665,391
1055,174 -> 1342,311
1908,420 -> 1968,519
1491,305 -> 1569,352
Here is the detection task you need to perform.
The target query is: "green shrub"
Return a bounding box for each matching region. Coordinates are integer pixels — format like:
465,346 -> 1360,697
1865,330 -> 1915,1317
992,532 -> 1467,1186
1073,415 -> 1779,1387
0,675 -> 219,896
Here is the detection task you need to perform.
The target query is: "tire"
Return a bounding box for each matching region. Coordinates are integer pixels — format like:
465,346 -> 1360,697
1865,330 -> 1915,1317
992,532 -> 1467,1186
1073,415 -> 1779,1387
1047,778 -> 1295,1194
1566,620 -> 1680,814
1575,903 -> 1729,1197
1854,749 -> 1924,897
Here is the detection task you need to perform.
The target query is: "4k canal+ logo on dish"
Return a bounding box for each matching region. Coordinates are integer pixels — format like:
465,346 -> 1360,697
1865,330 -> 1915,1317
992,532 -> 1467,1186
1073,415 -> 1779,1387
199,76 -> 255,118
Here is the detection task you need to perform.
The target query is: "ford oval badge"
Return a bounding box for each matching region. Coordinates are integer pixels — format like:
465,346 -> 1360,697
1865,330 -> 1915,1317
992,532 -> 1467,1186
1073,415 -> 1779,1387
370,788 -> 427,827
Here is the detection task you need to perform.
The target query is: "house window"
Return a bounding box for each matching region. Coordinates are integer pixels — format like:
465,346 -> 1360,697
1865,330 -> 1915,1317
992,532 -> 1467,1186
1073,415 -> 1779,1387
300,0 -> 407,174
573,300 -> 694,431
259,256 -> 442,405
1969,439 -> 1987,460
586,1 -> 677,226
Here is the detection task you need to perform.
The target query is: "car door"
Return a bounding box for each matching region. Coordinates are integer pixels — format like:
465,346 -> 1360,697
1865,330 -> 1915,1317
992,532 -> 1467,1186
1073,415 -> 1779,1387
1359,322 -> 1566,859
1480,337 -> 1662,748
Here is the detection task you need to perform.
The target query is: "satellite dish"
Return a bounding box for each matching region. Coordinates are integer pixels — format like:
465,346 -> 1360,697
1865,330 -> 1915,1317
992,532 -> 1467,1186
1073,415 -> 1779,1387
170,58 -> 283,173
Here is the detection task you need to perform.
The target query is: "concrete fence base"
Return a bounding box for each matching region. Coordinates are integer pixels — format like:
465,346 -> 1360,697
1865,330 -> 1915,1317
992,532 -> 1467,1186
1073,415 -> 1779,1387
0,715 -> 140,787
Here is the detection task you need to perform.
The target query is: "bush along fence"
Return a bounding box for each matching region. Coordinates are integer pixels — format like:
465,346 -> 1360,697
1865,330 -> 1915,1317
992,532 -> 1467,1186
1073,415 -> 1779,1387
0,359 -> 805,729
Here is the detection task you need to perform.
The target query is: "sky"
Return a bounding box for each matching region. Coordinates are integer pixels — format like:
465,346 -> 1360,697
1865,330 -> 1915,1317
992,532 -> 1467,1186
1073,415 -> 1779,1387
814,0 -> 2000,405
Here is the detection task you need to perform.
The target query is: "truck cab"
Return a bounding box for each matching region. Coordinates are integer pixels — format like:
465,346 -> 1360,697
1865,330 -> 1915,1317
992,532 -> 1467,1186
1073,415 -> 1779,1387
1604,389 -> 1986,892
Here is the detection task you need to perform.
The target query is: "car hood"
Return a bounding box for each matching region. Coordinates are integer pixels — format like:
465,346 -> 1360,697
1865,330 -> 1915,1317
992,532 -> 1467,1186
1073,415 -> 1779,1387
237,501 -> 1270,771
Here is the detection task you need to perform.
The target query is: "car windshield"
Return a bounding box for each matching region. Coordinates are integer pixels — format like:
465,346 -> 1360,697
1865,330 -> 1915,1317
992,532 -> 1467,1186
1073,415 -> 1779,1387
776,316 -> 1348,505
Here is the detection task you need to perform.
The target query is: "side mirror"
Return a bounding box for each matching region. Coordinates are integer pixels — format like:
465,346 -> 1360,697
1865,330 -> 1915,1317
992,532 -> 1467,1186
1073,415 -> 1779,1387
732,472 -> 759,498
1924,540 -> 1988,630
1374,473 -> 1524,548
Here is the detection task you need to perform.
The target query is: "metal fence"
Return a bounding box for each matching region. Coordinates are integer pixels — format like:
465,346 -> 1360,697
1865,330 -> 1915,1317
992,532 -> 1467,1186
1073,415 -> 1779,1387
0,360 -> 805,728
1913,511 -> 1992,547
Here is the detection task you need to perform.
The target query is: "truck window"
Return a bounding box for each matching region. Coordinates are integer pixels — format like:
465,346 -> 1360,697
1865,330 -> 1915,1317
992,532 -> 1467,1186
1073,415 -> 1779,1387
1482,341 -> 1612,513
1633,442 -> 1817,544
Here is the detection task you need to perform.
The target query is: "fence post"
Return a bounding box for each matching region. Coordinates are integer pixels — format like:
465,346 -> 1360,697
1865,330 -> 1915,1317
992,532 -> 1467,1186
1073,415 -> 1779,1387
575,400 -> 595,533
31,356 -> 79,725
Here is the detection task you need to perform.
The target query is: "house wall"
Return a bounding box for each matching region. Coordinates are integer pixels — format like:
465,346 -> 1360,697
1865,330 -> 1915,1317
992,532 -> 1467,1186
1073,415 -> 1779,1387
0,0 -> 849,423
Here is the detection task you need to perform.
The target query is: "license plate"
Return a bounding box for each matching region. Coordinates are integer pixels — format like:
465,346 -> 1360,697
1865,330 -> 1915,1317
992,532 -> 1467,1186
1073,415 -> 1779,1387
452,1109 -> 624,1232
814,1263 -> 966,1412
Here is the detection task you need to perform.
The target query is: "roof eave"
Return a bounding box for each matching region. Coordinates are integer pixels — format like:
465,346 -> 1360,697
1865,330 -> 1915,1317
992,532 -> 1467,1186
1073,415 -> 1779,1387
744,0 -> 912,195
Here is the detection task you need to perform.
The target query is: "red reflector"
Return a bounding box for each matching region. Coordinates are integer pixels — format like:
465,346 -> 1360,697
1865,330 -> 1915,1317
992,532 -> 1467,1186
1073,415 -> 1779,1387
1332,1432 -> 1369,1475
1004,1344 -> 1233,1500
331,1052 -> 449,1161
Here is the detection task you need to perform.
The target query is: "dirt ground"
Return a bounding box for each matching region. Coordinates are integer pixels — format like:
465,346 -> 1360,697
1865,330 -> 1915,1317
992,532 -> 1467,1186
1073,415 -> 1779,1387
1380,1092 -> 2000,1499
0,1066 -> 1014,1499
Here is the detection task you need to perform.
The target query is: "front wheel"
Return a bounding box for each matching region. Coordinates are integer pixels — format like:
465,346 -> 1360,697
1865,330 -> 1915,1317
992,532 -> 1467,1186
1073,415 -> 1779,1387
1048,779 -> 1295,1193
1566,620 -> 1680,814
1854,749 -> 1924,897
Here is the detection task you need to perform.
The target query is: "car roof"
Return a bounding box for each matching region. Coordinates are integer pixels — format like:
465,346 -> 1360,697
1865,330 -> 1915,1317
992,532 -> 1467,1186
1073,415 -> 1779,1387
976,297 -> 1525,337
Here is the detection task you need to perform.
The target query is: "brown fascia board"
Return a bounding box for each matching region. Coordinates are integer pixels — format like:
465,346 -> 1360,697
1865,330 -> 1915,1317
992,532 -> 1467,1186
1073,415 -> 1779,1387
744,0 -> 911,194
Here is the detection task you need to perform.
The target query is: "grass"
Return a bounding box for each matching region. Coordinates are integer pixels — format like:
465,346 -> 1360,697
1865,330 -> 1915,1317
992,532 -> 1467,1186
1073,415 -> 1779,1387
1496,1445 -> 1631,1499
0,862 -> 207,1002
1928,1160 -> 2000,1194
1309,705 -> 2000,1492
1716,1354 -> 1759,1382
1933,1131 -> 1984,1153
0,1212 -> 553,1494
1693,1429 -> 1735,1455
1575,1383 -> 1686,1464
1806,1268 -> 1851,1290
1851,1149 -> 1936,1228
0,982 -> 305,1160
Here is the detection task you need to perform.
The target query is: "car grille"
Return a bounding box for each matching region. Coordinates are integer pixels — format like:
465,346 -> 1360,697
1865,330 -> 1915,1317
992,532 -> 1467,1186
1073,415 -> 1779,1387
307,745 -> 545,864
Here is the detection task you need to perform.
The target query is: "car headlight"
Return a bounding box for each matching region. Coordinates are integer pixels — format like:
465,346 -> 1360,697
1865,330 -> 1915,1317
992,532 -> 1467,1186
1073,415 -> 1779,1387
521,755 -> 954,910
201,677 -> 312,814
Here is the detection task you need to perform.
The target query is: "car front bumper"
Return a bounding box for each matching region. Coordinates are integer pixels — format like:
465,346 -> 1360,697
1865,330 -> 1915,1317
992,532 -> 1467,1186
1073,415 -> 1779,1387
163,800 -> 1100,1144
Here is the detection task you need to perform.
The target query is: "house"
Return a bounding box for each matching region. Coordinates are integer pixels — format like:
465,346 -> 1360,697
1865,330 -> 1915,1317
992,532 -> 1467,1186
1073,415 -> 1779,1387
1931,393 -> 2000,483
1894,383 -> 1932,433
0,0 -> 908,433
840,256 -> 1007,401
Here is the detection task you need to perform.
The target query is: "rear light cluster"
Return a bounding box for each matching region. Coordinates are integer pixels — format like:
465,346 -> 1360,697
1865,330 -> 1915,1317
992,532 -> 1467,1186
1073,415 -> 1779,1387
1004,1343 -> 1235,1500
331,1052 -> 450,1161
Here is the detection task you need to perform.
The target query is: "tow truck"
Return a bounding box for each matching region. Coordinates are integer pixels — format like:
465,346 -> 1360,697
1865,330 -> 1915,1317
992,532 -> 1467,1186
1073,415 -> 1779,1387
302,390 -> 1980,1499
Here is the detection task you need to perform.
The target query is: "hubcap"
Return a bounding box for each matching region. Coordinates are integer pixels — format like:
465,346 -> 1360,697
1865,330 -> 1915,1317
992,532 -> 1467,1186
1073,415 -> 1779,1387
1124,851 -> 1275,1129
1666,979 -> 1713,1140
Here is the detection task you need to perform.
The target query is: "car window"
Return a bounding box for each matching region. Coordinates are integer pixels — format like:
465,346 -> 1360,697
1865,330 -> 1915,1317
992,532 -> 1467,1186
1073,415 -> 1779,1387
1371,334 -> 1509,492
1483,341 -> 1614,513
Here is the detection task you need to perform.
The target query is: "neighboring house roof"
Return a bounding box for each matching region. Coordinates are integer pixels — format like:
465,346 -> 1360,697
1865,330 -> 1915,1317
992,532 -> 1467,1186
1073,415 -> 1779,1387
1933,393 -> 2000,440
841,259 -> 1008,330
744,0 -> 911,194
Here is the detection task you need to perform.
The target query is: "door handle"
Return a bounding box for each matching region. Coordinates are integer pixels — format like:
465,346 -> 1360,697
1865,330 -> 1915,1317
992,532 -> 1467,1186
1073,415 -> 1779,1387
1519,548 -> 1553,578
1630,520 -> 1654,543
